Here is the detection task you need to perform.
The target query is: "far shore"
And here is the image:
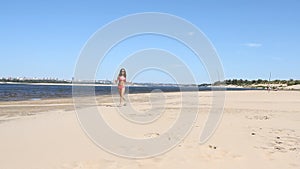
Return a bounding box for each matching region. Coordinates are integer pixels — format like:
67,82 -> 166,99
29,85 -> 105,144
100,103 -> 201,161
0,81 -> 113,86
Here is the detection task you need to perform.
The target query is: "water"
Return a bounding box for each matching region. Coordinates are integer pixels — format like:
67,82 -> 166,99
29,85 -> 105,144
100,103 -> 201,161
0,83 -> 259,101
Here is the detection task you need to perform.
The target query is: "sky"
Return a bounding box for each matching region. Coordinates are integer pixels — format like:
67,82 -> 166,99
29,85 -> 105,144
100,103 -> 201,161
0,0 -> 299,84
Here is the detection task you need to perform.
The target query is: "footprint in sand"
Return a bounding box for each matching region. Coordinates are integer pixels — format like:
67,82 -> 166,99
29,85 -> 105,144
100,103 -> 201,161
251,127 -> 300,154
144,132 -> 160,138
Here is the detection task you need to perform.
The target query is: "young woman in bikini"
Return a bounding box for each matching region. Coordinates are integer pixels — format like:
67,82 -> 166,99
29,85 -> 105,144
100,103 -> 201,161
116,68 -> 127,106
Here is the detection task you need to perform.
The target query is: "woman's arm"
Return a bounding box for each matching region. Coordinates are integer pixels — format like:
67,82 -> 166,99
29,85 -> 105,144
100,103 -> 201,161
115,76 -> 119,84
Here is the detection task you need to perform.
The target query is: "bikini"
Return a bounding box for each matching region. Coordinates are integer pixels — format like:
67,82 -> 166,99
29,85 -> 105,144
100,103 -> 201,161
118,76 -> 126,89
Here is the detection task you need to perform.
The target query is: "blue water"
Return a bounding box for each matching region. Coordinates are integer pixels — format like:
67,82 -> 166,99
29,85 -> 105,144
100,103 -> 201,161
0,83 -> 259,101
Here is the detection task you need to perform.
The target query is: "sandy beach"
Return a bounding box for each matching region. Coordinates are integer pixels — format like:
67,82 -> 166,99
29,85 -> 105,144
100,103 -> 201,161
0,90 -> 299,169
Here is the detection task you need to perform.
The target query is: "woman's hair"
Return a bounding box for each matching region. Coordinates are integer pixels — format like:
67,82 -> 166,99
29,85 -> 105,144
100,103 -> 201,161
118,68 -> 126,77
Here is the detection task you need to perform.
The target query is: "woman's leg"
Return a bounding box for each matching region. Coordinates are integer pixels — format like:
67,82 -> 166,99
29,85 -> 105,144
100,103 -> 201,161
118,88 -> 123,105
121,87 -> 126,105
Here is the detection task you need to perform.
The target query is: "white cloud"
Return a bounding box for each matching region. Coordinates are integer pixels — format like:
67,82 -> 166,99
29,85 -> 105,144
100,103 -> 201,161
188,31 -> 194,36
243,43 -> 262,47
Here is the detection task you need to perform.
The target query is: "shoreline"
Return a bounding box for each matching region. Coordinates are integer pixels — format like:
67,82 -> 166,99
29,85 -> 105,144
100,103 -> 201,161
0,83 -> 260,102
0,82 -> 298,103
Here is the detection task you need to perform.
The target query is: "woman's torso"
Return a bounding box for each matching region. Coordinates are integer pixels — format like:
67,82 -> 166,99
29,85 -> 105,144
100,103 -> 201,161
118,76 -> 126,86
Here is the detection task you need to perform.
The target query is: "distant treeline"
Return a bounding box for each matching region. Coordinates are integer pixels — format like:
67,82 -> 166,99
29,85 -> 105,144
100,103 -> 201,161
1,78 -> 300,86
213,79 -> 300,86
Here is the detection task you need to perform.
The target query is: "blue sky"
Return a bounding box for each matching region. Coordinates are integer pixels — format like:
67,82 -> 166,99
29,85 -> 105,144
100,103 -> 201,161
0,0 -> 299,83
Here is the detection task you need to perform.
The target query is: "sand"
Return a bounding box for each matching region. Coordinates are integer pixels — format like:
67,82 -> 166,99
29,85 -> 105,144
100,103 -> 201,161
0,91 -> 299,169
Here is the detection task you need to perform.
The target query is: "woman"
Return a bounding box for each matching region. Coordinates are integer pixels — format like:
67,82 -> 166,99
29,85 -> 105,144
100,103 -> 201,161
116,68 -> 127,106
